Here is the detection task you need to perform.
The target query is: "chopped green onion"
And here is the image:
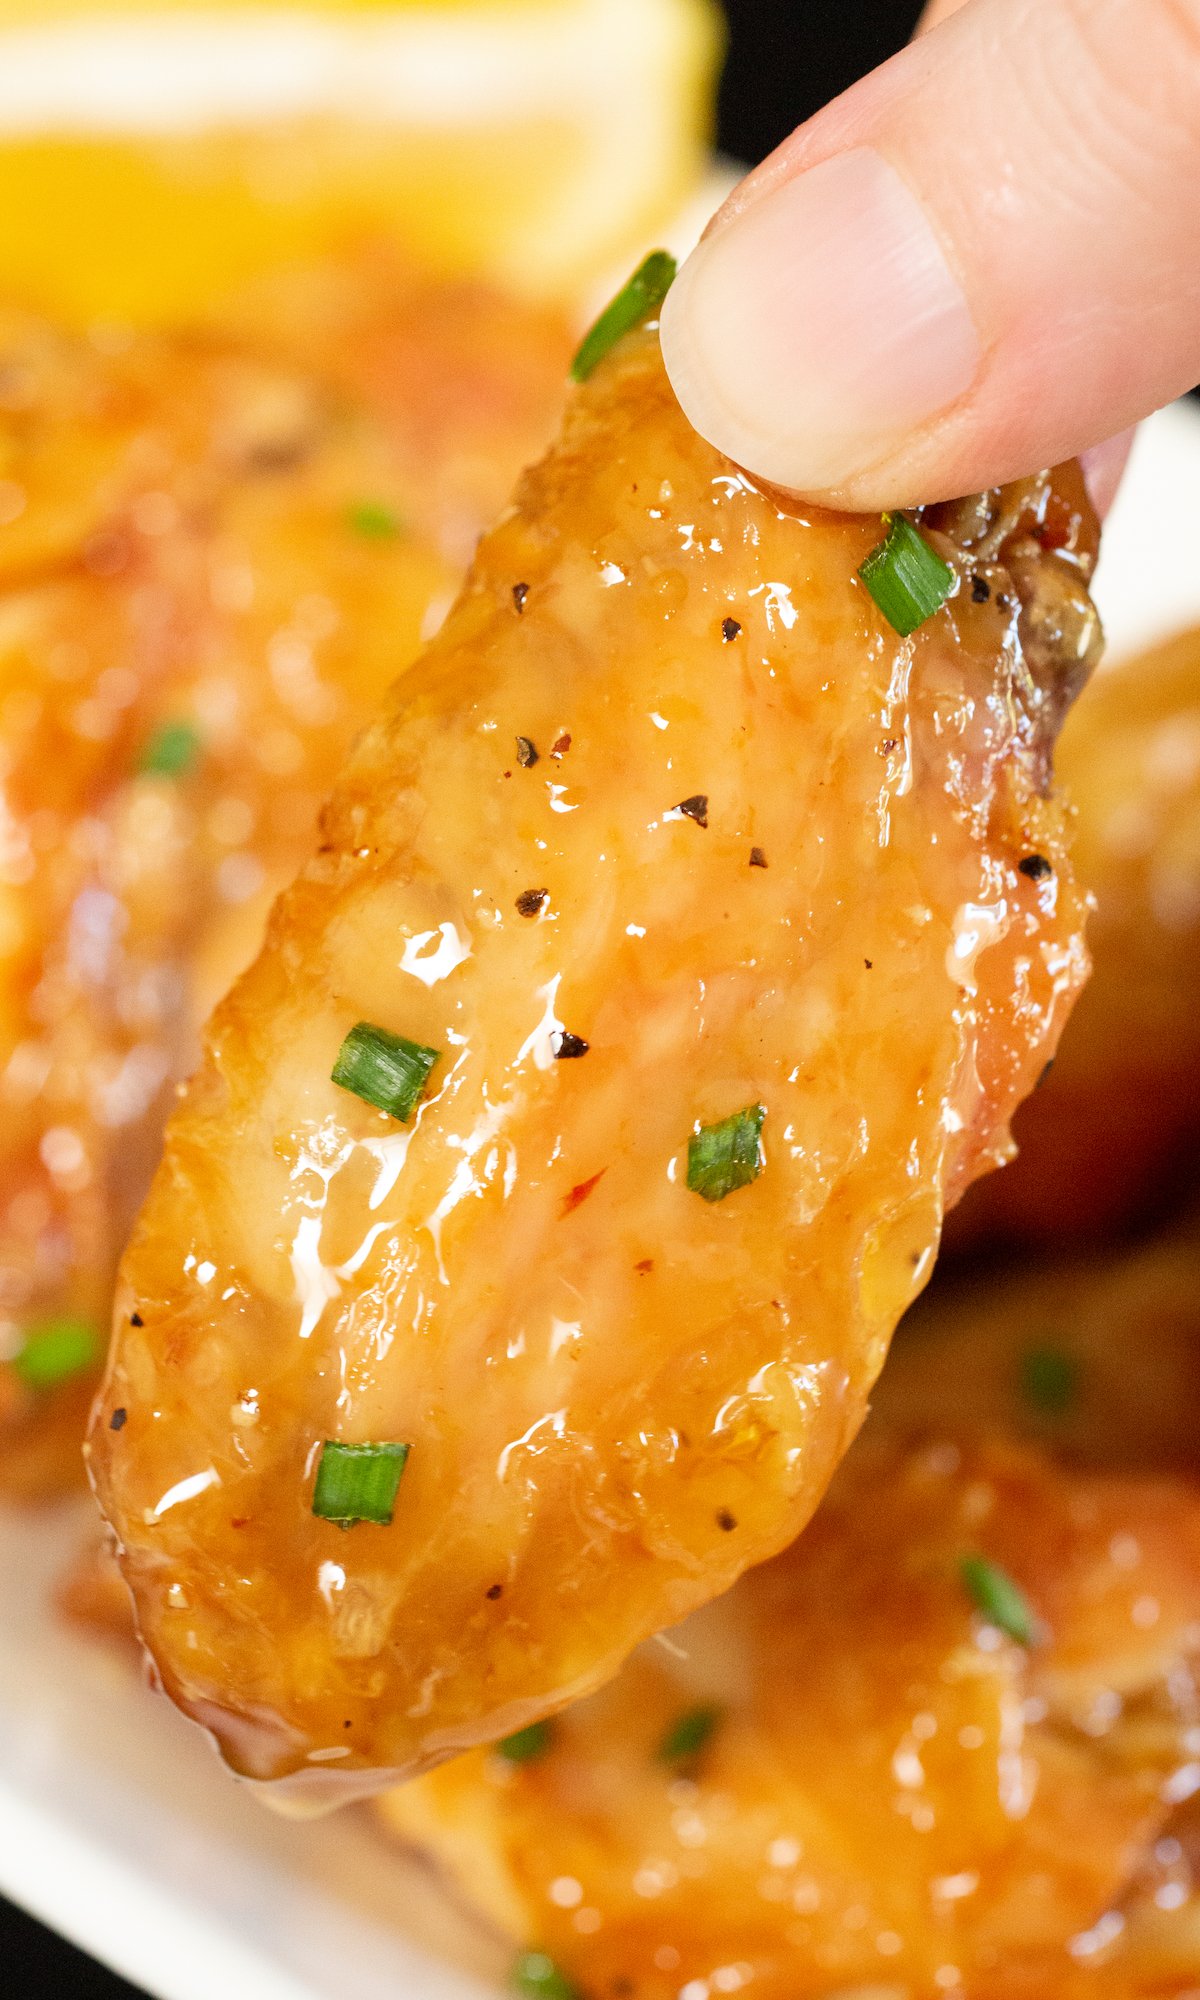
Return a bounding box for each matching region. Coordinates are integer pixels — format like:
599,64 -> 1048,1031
512,1953 -> 579,2000
332,1021 -> 440,1122
12,1316 -> 99,1392
312,1439 -> 410,1526
571,250 -> 677,383
138,718 -> 202,778
961,1554 -> 1036,1645
687,1103 -> 766,1203
858,514 -> 954,637
660,1703 -> 722,1763
347,499 -> 404,540
1021,1345 -> 1077,1415
497,1720 -> 553,1764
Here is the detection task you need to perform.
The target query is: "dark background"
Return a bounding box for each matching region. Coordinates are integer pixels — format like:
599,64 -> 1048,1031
0,2 -> 921,1993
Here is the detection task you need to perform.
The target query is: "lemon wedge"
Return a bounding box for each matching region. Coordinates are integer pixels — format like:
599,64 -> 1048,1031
0,0 -> 721,324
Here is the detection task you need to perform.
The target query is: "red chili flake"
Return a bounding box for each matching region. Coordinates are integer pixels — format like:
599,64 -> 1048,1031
563,1170 -> 606,1215
673,794 -> 708,827
722,617 -> 742,642
551,733 -> 572,757
715,1508 -> 737,1532
634,1257 -> 654,1274
516,735 -> 539,768
486,1583 -> 504,1600
879,738 -> 897,755
516,888 -> 549,918
230,1517 -> 249,1529
1019,853 -> 1053,882
109,1407 -> 127,1431
749,845 -> 767,869
512,582 -> 530,614
553,1031 -> 590,1060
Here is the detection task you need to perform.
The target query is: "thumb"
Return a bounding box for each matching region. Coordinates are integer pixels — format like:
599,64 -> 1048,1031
660,0 -> 1200,508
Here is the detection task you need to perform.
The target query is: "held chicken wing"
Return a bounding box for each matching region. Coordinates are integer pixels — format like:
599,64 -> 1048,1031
90,304 -> 1101,1793
0,266 -> 569,1497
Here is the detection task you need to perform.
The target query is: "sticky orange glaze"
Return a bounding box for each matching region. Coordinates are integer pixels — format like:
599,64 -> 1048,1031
0,265 -> 570,1497
384,1271 -> 1200,1999
90,323 -> 1097,1793
950,624 -> 1200,1252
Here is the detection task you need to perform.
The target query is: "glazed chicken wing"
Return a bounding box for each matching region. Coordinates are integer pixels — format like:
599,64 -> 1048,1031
383,1235 -> 1200,1999
90,314 -> 1099,1792
0,265 -> 569,1496
951,622 -> 1200,1251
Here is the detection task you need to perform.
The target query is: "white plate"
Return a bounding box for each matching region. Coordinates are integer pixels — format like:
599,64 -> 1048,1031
0,388 -> 1197,2000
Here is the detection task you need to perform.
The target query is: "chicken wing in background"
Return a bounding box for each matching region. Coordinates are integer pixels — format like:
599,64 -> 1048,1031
0,259 -> 570,1497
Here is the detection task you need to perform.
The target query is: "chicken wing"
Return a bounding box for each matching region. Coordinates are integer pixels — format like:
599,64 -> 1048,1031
90,313 -> 1099,1792
0,265 -> 569,1496
951,623 -> 1200,1250
383,1236 -> 1200,1999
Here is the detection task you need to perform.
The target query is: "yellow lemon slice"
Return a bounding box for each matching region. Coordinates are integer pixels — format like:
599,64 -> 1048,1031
0,0 -> 721,324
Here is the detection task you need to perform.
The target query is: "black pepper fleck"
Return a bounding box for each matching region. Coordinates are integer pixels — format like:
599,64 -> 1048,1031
716,1508 -> 737,1532
516,888 -> 549,918
674,793 -> 708,827
110,1407 -> 127,1431
749,845 -> 768,868
970,574 -> 991,603
1019,854 -> 1053,882
864,958 -> 873,970
486,1583 -> 504,1600
722,617 -> 742,642
130,1311 -> 143,1327
554,1031 -> 590,1060
1038,1058 -> 1056,1089
512,582 -> 529,614
516,735 -> 539,768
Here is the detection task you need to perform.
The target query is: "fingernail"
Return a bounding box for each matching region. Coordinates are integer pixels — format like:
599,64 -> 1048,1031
660,149 -> 980,494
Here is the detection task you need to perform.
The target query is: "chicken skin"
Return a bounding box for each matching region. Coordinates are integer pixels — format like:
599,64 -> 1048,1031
90,314 -> 1100,1793
0,265 -> 569,1497
383,1236 -> 1200,1999
951,622 -> 1200,1251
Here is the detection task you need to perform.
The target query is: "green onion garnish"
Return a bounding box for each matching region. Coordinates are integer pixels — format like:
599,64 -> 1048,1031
138,719 -> 202,778
12,1315 -> 99,1392
312,1440 -> 410,1526
571,250 -> 677,383
687,1103 -> 766,1203
347,499 -> 404,540
512,1953 -> 579,2000
497,1720 -> 553,1764
858,514 -> 954,637
961,1554 -> 1036,1645
1021,1345 -> 1076,1415
332,1022 -> 440,1122
660,1703 -> 722,1763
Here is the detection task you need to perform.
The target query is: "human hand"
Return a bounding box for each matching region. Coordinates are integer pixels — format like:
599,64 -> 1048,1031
660,0 -> 1200,511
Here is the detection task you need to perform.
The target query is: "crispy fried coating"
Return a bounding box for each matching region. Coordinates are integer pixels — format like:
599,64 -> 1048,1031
383,1238 -> 1200,1999
951,623 -> 1200,1250
0,265 -> 570,1497
90,323 -> 1098,1793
